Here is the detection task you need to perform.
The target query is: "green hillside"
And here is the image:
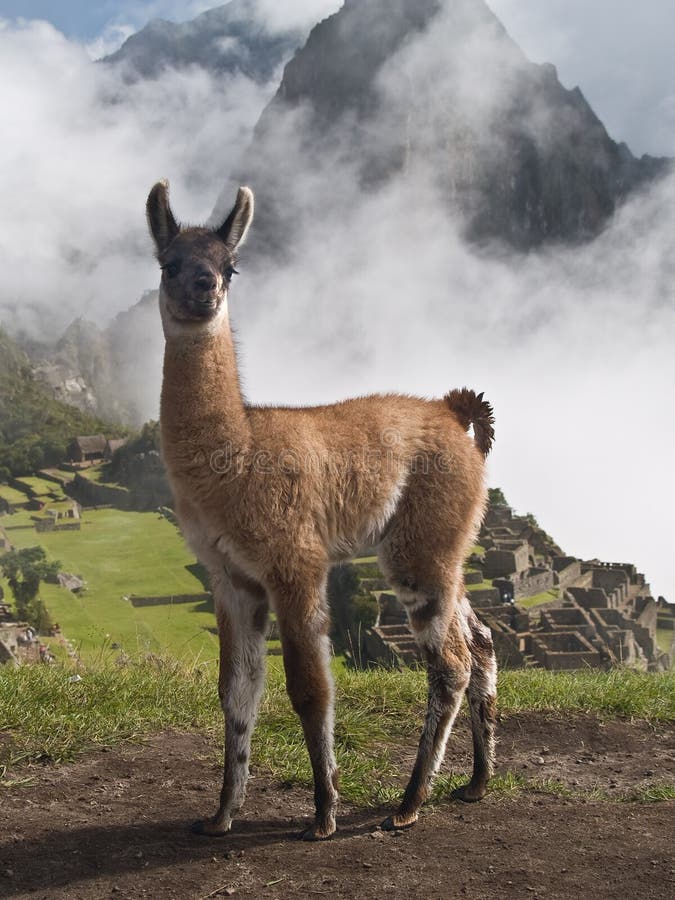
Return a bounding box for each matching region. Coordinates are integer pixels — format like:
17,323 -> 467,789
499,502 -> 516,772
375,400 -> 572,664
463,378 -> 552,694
0,327 -> 122,476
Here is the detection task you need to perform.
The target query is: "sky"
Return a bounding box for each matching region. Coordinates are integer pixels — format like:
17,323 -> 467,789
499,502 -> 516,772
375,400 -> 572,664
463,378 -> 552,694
0,1 -> 673,602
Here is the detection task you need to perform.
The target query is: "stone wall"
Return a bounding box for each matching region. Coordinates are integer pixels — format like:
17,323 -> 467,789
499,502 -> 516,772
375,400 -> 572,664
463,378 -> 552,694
552,559 -> 582,590
127,592 -> 211,608
568,587 -> 609,609
591,607 -> 654,664
633,597 -> 658,637
541,607 -> 596,641
483,543 -> 529,578
69,474 -> 132,510
588,609 -> 641,666
591,567 -> 628,595
531,631 -> 601,670
465,570 -> 484,586
35,518 -> 81,533
467,587 -> 501,607
493,567 -> 554,601
483,506 -> 514,529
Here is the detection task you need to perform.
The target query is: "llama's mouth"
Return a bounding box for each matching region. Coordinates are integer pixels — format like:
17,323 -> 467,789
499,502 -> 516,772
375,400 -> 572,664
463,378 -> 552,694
175,295 -> 223,320
189,301 -> 219,319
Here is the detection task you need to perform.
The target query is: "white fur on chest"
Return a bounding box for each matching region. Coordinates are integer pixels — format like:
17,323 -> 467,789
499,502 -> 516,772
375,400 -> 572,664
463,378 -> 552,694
175,500 -> 264,590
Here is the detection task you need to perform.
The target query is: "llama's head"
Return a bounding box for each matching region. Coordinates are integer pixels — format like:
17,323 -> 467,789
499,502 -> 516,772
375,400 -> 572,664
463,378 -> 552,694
146,181 -> 254,337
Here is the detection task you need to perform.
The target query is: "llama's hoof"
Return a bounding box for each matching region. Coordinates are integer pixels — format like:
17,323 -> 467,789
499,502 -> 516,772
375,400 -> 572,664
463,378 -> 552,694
452,783 -> 487,803
191,816 -> 232,837
381,812 -> 418,831
299,822 -> 336,841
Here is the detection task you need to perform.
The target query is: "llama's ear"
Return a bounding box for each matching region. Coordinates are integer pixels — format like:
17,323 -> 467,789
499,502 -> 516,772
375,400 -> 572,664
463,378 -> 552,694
215,187 -> 254,251
146,180 -> 180,254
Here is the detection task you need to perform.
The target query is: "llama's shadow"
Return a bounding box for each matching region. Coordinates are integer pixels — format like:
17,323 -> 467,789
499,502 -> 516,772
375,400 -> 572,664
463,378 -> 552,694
0,810 -> 381,896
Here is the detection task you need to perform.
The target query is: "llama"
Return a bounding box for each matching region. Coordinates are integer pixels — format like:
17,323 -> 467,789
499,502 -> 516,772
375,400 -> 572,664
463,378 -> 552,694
146,180 -> 497,840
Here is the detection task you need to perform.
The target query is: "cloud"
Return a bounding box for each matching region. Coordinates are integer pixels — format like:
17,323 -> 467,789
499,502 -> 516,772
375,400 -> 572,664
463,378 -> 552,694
248,0 -> 341,33
487,0 -> 675,156
84,22 -> 136,59
0,17 -> 276,337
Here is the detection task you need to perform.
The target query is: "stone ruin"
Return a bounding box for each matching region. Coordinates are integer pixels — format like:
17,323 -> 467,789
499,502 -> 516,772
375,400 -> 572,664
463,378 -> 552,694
0,601 -> 42,666
359,503 -> 674,672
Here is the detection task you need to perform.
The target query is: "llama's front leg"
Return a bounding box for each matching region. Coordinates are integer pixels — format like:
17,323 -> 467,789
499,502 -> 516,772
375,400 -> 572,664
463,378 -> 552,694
276,589 -> 339,841
193,570 -> 268,837
383,604 -> 471,830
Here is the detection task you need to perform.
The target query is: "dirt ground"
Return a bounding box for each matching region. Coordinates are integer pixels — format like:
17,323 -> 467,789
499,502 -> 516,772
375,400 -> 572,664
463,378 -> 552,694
0,713 -> 673,900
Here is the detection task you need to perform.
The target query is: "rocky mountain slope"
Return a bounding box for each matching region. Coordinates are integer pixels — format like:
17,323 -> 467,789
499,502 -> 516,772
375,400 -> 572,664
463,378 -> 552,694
0,328 -> 119,476
101,0 -> 308,83
231,0 -> 670,253
28,293 -> 162,427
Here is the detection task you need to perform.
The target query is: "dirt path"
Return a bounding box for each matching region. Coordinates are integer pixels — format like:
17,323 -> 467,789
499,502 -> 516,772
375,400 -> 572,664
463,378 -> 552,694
0,714 -> 673,899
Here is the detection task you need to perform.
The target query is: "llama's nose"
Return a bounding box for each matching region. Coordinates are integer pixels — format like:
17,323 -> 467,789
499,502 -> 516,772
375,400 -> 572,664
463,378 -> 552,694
195,269 -> 217,292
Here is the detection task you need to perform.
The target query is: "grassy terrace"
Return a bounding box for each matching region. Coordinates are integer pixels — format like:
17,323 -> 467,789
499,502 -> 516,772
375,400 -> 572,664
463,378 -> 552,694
0,663 -> 672,801
74,464 -> 127,488
518,589 -> 560,609
467,579 -> 497,593
1,509 -> 40,530
12,476 -> 62,497
0,484 -> 31,506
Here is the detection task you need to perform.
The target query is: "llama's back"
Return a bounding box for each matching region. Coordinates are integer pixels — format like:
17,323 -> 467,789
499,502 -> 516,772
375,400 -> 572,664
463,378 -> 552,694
245,390 -> 491,562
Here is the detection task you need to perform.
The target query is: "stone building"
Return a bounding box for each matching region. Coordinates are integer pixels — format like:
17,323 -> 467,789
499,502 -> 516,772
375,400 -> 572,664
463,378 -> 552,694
354,503 -> 673,672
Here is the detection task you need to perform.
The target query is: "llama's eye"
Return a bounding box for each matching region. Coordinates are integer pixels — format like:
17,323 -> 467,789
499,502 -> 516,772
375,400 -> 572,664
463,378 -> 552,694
225,265 -> 239,281
162,261 -> 181,279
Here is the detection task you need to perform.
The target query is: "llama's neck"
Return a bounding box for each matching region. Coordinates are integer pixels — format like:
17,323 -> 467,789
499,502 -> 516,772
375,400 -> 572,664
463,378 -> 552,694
160,319 -> 251,483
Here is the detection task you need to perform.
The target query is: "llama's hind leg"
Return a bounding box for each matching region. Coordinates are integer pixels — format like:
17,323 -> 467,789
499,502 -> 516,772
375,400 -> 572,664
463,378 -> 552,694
193,569 -> 269,837
454,598 -> 497,802
382,596 -> 471,830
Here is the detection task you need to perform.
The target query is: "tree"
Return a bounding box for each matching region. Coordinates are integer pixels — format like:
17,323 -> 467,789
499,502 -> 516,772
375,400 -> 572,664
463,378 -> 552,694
0,547 -> 59,629
488,487 -> 509,507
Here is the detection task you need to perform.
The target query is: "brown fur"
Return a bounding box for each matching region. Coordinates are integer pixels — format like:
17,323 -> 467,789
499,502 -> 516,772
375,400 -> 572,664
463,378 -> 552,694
147,181 -> 498,840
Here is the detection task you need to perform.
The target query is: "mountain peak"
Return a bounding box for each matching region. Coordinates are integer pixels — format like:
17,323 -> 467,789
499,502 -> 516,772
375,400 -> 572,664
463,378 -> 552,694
101,0 -> 306,83
232,0 -> 671,252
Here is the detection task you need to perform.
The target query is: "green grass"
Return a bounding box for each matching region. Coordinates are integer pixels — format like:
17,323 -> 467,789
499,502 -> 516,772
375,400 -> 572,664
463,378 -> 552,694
497,667 -> 675,720
0,509 -> 37,529
656,628 -> 673,656
0,485 -> 31,505
1,663 -> 672,803
40,499 -> 76,516
75,465 -> 107,483
7,508 -> 219,663
518,589 -> 559,609
12,476 -> 62,497
626,783 -> 675,802
466,580 -> 495,592
77,463 -> 129,493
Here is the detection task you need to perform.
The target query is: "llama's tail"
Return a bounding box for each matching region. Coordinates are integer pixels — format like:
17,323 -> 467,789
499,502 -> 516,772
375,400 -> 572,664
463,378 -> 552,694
445,388 -> 495,458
